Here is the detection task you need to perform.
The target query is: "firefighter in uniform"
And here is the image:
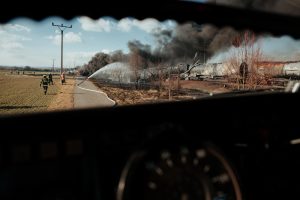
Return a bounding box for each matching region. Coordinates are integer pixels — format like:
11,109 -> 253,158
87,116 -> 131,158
40,75 -> 49,95
48,73 -> 53,85
61,72 -> 65,85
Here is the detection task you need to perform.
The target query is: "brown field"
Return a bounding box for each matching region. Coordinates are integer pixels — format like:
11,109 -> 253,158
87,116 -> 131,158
94,80 -> 231,106
0,70 -> 74,116
47,79 -> 75,111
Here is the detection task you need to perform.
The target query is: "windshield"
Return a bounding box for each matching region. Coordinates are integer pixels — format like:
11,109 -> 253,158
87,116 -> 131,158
201,0 -> 300,17
1,14 -> 300,115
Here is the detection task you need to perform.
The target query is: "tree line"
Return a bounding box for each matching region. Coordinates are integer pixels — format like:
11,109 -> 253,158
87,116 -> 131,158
78,50 -> 129,76
0,66 -> 53,72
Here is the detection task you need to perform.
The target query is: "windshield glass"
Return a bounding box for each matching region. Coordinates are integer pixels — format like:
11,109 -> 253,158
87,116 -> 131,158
1,15 -> 300,115
201,0 -> 300,17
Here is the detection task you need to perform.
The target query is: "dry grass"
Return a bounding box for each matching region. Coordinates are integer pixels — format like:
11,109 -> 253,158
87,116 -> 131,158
96,85 -> 168,105
47,78 -> 75,111
0,70 -> 73,115
95,79 -> 230,106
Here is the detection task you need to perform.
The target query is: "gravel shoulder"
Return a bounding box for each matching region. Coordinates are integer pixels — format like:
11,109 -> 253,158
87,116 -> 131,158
47,77 -> 75,111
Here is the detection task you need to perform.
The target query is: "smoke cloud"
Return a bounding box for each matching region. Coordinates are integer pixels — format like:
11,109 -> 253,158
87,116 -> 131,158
82,0 -> 300,77
125,0 -> 300,66
127,23 -> 241,65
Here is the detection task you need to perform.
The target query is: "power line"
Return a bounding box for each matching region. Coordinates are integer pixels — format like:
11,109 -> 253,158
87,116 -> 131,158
51,23 -> 72,82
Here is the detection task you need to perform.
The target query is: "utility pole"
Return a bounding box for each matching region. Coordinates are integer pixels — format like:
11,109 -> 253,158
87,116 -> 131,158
168,66 -> 172,100
203,40 -> 206,64
51,23 -> 72,79
52,59 -> 55,73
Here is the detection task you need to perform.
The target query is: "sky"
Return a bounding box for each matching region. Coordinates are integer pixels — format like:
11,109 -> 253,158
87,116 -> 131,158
2,14 -> 300,69
0,17 -> 176,68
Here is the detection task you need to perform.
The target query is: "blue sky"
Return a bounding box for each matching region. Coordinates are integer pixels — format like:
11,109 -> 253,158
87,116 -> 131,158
0,17 -> 176,68
1,15 -> 300,68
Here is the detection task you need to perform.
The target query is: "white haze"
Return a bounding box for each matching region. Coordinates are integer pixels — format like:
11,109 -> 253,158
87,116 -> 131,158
89,62 -> 134,83
207,35 -> 300,63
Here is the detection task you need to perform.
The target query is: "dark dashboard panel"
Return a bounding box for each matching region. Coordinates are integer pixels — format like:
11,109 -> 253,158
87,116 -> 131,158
2,1 -> 300,199
1,92 -> 300,200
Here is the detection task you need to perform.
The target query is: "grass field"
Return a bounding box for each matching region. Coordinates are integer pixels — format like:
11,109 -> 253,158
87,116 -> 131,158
0,70 -> 63,115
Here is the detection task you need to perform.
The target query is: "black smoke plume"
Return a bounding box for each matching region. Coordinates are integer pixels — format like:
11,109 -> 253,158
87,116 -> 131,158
128,23 -> 240,65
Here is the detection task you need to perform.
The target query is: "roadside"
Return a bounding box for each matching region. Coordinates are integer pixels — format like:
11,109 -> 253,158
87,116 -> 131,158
0,68 -> 232,115
92,79 -> 230,106
94,85 -> 169,105
74,77 -> 115,108
47,77 -> 75,111
0,70 -> 116,115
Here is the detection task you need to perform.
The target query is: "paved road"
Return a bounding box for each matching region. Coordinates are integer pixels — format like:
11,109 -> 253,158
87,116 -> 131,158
74,77 -> 115,109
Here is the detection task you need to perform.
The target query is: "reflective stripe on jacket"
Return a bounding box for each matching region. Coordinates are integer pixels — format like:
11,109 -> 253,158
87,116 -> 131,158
41,78 -> 49,86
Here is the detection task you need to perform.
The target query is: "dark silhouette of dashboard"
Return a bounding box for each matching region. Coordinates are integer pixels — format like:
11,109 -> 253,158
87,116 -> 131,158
1,1 -> 300,200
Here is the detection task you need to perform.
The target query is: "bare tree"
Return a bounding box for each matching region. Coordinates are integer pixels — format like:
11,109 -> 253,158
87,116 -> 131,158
79,52 -> 111,76
110,50 -> 128,63
146,63 -> 168,92
129,51 -> 144,89
226,30 -> 265,90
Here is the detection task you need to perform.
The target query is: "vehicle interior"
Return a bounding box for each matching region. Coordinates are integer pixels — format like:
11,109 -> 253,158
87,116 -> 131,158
1,1 -> 300,200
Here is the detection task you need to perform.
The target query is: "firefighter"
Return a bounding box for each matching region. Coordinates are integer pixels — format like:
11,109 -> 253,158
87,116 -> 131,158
48,73 -> 53,85
60,72 -> 65,85
40,75 -> 49,95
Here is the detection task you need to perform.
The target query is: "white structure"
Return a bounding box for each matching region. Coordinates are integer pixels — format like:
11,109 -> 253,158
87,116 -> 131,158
283,62 -> 300,76
182,62 -> 235,79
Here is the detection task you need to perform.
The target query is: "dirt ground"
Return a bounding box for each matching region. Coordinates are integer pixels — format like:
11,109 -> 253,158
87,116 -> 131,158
46,77 -> 232,108
94,79 -> 232,106
0,70 -> 75,115
95,85 -> 169,105
0,69 -> 233,115
47,78 -> 75,111
179,80 -> 231,94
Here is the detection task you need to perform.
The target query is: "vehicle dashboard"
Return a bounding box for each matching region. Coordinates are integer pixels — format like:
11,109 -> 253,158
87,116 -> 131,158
1,1 -> 300,200
1,92 -> 300,200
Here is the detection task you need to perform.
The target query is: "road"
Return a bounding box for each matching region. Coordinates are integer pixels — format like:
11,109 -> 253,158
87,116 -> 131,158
74,77 -> 115,109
